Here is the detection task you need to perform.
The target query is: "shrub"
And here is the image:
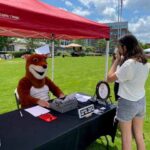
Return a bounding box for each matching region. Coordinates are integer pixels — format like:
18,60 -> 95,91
85,46 -> 96,53
0,51 -> 7,54
10,51 -> 32,58
56,51 -> 71,57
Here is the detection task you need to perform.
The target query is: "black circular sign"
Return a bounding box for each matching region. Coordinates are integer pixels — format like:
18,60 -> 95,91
96,81 -> 110,101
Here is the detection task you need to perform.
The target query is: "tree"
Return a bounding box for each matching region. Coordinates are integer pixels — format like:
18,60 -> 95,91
72,39 -> 85,46
85,46 -> 96,53
97,39 -> 106,53
25,38 -> 60,52
139,42 -> 150,49
0,37 -> 14,51
25,38 -> 39,51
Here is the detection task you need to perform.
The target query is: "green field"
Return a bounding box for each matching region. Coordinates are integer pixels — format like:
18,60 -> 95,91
0,56 -> 150,149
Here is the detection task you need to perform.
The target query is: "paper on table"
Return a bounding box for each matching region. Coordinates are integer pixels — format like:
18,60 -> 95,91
24,105 -> 50,117
75,94 -> 91,102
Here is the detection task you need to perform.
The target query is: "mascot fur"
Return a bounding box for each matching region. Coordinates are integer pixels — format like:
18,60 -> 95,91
17,54 -> 64,108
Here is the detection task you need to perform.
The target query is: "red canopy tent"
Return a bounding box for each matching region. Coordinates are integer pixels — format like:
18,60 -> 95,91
0,0 -> 109,40
0,0 -> 110,79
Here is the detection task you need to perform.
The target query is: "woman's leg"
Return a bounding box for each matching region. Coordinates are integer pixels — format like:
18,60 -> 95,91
132,117 -> 145,150
119,120 -> 132,150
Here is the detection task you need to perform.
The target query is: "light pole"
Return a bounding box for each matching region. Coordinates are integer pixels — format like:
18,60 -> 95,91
118,0 -> 123,39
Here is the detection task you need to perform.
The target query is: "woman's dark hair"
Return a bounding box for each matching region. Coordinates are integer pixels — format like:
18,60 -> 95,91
118,34 -> 147,64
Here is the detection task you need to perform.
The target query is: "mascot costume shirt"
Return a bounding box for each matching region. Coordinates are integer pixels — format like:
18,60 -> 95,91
17,54 -> 64,108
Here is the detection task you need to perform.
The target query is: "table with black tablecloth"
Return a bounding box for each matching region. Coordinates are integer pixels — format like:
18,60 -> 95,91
0,101 -> 117,150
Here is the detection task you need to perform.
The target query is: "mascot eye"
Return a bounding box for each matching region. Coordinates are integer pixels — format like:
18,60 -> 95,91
33,58 -> 39,62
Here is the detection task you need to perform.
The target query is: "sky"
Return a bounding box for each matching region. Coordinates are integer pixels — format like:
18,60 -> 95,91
42,0 -> 150,43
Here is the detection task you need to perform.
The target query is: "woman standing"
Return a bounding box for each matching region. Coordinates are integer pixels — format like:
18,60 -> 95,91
107,34 -> 149,150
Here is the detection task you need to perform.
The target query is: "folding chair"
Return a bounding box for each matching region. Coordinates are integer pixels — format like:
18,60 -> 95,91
14,89 -> 23,117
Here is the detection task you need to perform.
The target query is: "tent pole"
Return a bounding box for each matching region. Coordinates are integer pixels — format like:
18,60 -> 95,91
104,40 -> 110,80
51,34 -> 55,81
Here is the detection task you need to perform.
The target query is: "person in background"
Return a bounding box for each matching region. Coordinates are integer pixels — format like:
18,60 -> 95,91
107,34 -> 149,150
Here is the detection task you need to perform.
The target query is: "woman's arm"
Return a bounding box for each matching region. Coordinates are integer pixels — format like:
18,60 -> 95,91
107,59 -> 120,82
107,51 -> 122,82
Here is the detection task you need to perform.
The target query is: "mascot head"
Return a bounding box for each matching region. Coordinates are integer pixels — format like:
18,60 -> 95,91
25,54 -> 48,80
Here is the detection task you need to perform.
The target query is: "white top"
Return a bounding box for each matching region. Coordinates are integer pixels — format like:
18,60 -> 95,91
116,59 -> 149,101
30,85 -> 50,101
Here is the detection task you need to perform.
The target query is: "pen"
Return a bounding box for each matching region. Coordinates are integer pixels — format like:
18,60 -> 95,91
19,110 -> 23,117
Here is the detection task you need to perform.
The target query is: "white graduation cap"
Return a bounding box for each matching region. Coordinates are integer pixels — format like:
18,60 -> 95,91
35,44 -> 50,54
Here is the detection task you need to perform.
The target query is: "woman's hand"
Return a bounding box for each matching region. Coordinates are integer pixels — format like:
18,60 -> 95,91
115,50 -> 122,62
59,94 -> 66,100
37,100 -> 50,108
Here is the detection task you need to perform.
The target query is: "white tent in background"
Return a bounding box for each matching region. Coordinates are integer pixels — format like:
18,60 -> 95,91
64,43 -> 82,48
35,44 -> 50,55
144,48 -> 150,53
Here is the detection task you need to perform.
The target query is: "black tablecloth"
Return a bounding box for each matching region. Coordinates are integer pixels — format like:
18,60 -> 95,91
0,101 -> 117,150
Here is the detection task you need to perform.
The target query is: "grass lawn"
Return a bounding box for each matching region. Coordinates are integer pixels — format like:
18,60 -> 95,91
0,56 -> 150,149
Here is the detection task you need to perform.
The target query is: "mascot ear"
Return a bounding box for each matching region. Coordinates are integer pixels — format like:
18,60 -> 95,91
43,54 -> 49,59
22,54 -> 31,60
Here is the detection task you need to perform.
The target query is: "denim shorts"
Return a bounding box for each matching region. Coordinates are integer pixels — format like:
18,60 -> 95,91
116,96 -> 146,122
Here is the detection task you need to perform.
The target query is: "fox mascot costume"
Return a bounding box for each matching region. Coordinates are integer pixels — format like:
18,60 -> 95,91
17,54 -> 64,108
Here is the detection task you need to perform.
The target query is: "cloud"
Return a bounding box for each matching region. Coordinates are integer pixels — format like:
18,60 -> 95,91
78,0 -> 118,21
72,7 -> 91,17
124,0 -> 150,11
102,7 -> 115,16
129,16 -> 150,43
97,18 -> 115,24
59,7 -> 68,11
65,1 -> 73,7
102,7 -> 118,21
51,0 -> 150,43
77,0 -> 92,8
78,0 -> 117,10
